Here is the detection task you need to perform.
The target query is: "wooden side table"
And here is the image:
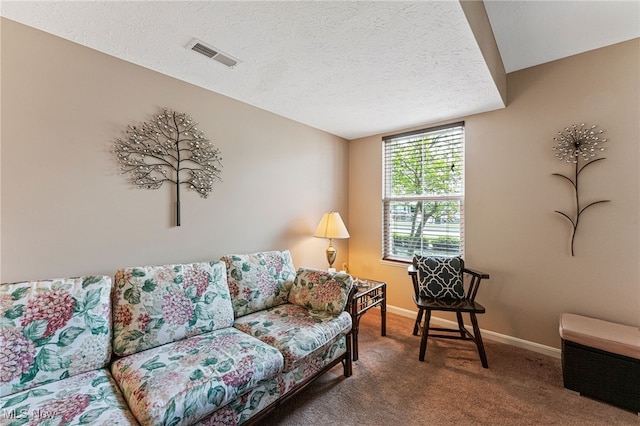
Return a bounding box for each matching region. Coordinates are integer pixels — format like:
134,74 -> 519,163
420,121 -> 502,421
350,278 -> 386,361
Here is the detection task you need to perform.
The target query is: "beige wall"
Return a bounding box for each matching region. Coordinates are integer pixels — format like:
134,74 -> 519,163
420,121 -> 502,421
2,18 -> 638,350
0,19 -> 349,282
349,39 -> 640,349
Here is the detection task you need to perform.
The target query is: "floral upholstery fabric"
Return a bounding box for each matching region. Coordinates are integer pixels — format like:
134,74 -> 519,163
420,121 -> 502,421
234,303 -> 352,372
0,276 -> 112,398
288,268 -> 353,315
0,369 -> 138,426
220,250 -> 296,318
111,327 -> 284,426
269,335 -> 347,397
112,261 -> 234,356
193,380 -> 280,426
193,336 -> 347,426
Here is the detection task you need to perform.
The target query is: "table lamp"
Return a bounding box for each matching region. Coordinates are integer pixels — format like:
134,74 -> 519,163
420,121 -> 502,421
313,211 -> 350,272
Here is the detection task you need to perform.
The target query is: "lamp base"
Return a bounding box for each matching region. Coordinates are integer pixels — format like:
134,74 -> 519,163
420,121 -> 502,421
325,239 -> 337,269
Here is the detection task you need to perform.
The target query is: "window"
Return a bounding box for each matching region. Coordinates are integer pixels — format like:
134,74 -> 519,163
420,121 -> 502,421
382,122 -> 464,262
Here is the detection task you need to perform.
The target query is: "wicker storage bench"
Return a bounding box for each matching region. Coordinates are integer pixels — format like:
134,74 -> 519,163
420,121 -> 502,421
559,313 -> 640,413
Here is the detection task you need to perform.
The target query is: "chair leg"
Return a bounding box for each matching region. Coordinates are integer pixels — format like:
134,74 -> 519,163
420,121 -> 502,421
470,313 -> 488,368
413,308 -> 424,336
456,312 -> 465,338
419,310 -> 432,361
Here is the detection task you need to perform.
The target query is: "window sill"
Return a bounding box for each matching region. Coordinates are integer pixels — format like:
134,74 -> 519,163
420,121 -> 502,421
380,259 -> 411,268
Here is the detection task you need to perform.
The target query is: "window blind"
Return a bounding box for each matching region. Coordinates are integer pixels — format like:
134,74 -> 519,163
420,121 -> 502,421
382,122 -> 464,262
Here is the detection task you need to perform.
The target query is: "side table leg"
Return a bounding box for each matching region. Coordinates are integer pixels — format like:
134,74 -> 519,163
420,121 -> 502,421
351,297 -> 359,362
381,284 -> 387,336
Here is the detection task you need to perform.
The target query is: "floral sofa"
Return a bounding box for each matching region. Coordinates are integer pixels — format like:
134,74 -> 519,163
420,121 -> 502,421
0,250 -> 354,425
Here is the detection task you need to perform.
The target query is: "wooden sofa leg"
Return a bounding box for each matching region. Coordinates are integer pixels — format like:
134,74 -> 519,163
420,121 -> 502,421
344,333 -> 353,377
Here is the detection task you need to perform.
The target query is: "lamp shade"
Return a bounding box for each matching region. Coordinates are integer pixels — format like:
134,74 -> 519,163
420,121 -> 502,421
313,212 -> 350,239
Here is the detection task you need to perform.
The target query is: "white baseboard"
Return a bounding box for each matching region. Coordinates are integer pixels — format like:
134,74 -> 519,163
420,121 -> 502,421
387,304 -> 561,359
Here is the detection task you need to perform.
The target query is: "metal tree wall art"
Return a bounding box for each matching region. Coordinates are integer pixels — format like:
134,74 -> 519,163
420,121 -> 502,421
552,123 -> 609,256
114,108 -> 222,226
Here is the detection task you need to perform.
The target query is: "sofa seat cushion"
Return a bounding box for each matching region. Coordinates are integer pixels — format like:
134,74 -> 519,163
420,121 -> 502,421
234,303 -> 352,372
0,368 -> 138,425
111,327 -> 284,426
112,261 -> 234,356
193,336 -> 349,426
0,276 -> 113,398
193,379 -> 281,426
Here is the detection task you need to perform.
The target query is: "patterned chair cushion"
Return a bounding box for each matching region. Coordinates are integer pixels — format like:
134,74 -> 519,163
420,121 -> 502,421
233,303 -> 352,372
220,250 -> 296,318
288,268 -> 353,314
112,261 -> 233,356
413,255 -> 465,299
0,276 -> 112,398
0,369 -> 138,425
111,328 -> 284,426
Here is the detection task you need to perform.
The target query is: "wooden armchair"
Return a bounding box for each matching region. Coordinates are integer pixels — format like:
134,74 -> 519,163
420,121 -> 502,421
408,256 -> 490,368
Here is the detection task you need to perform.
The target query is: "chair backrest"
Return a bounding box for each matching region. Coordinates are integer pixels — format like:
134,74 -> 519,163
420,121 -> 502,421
412,255 -> 465,300
410,255 -> 489,302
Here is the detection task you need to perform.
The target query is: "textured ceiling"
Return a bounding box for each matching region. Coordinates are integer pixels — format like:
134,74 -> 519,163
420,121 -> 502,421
1,1 -> 639,140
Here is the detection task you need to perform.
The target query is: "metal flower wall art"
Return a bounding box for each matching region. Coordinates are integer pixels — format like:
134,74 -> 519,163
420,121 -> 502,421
114,108 -> 222,226
552,123 -> 609,256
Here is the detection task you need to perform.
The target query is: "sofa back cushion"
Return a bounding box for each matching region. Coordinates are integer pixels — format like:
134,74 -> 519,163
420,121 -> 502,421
112,261 -> 233,356
220,250 -> 296,318
0,276 -> 112,398
288,268 -> 353,315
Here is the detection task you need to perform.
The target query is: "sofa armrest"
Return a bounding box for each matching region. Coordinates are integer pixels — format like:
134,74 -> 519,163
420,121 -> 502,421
288,268 -> 353,314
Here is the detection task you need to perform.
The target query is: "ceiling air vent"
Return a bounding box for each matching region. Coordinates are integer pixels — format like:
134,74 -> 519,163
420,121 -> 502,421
187,38 -> 239,68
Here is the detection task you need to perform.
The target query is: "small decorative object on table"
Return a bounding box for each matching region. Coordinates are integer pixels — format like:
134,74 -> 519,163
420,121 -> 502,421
354,278 -> 369,289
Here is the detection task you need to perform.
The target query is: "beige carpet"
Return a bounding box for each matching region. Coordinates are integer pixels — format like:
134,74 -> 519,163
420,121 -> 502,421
258,311 -> 638,425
